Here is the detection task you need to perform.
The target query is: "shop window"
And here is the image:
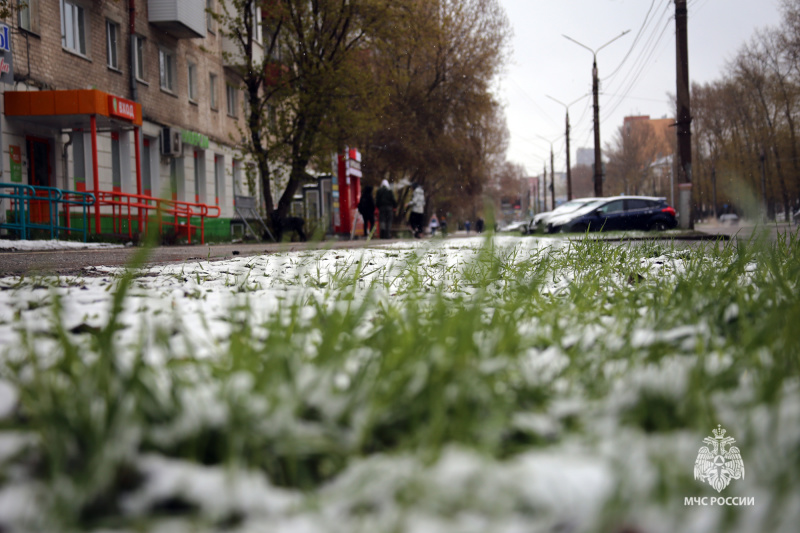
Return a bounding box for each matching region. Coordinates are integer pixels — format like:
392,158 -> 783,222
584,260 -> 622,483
188,61 -> 198,101
18,0 -> 40,34
62,0 -> 87,55
73,133 -> 86,190
214,154 -> 224,206
159,48 -> 176,92
193,150 -> 206,204
107,20 -> 120,70
111,132 -> 121,191
142,138 -> 152,196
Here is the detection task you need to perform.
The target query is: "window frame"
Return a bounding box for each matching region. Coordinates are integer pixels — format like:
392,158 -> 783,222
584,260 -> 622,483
133,35 -> 146,81
159,47 -> 177,93
187,61 -> 198,102
209,73 -> 218,110
61,0 -> 88,56
226,84 -> 238,117
206,0 -> 216,34
18,0 -> 40,34
106,19 -> 120,70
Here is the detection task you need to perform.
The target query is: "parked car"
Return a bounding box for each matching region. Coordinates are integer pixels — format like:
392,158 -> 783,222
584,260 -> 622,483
719,213 -> 739,225
547,196 -> 678,233
527,198 -> 602,233
499,220 -> 529,233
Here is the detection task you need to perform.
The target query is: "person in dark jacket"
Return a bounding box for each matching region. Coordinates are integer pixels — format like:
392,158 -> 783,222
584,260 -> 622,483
358,185 -> 376,237
375,180 -> 397,239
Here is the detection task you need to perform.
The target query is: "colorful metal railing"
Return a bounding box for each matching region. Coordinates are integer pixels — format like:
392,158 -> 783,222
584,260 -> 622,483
93,191 -> 221,244
0,182 -> 95,242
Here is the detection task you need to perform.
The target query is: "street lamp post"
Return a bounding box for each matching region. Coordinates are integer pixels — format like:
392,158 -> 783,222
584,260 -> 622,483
546,94 -> 589,201
536,135 -> 558,210
563,30 -> 630,198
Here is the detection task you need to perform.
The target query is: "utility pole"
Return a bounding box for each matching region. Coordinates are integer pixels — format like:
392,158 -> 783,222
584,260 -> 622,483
675,0 -> 693,229
543,163 -> 548,210
760,149 -> 768,221
711,163 -> 717,220
564,31 -> 629,198
550,145 -> 556,210
546,94 -> 589,201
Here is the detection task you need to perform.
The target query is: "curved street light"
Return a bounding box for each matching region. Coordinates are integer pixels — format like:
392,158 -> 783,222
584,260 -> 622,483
563,30 -> 630,197
545,93 -> 589,201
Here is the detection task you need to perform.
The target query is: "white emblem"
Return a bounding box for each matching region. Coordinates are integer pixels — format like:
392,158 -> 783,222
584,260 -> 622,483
694,425 -> 745,492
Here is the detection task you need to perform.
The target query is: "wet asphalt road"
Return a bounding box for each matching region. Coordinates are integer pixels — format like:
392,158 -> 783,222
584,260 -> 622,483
0,223 -> 793,277
0,239 -> 390,277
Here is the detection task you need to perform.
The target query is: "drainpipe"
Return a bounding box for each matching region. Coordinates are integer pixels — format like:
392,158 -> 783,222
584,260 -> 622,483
129,0 -> 138,102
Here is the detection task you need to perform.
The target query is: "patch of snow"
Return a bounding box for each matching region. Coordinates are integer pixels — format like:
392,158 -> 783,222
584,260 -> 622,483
0,239 -> 124,251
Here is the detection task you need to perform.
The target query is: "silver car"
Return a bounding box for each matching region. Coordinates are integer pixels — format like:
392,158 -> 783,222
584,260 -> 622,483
527,198 -> 603,233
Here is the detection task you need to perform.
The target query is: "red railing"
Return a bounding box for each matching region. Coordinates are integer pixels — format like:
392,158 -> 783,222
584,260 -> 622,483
91,191 -> 221,244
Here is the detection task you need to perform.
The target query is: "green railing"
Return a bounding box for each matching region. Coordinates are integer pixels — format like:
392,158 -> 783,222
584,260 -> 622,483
0,182 -> 96,242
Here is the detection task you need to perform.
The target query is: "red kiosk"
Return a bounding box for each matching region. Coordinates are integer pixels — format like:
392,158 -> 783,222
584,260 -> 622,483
331,147 -> 364,236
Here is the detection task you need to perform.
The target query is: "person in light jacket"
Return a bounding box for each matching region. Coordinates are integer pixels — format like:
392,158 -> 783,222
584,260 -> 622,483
407,183 -> 425,238
375,180 -> 397,239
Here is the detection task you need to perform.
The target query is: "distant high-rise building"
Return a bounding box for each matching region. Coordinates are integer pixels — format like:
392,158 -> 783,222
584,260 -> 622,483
576,148 -> 593,167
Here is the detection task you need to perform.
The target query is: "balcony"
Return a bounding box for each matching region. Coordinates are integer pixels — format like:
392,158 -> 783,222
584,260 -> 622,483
148,0 -> 206,39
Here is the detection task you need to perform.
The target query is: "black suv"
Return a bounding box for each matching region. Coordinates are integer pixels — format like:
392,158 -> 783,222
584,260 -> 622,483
547,196 -> 678,233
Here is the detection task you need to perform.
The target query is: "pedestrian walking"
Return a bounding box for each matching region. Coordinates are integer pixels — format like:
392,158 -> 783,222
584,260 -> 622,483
465,220 -> 471,234
357,185 -> 375,237
407,183 -> 425,238
375,180 -> 397,239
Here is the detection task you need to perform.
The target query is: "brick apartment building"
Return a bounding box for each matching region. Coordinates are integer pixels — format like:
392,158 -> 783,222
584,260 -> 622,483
1,0 -> 269,239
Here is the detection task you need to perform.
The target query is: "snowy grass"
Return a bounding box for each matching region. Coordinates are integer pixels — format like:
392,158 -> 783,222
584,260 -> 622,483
0,232 -> 799,532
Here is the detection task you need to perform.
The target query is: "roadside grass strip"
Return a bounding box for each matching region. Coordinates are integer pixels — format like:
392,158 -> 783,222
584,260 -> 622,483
0,233 -> 798,532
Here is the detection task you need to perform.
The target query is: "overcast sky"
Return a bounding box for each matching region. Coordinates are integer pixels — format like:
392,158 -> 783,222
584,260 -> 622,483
494,0 -> 785,177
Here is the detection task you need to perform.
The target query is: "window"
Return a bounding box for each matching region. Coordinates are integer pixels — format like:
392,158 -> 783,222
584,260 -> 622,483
254,4 -> 263,44
18,0 -> 40,34
209,73 -> 218,109
159,48 -> 176,92
598,200 -> 625,214
188,61 -> 197,101
106,20 -> 120,69
62,0 -> 87,55
134,36 -> 146,80
206,0 -> 216,34
625,199 -> 650,211
226,84 -> 238,117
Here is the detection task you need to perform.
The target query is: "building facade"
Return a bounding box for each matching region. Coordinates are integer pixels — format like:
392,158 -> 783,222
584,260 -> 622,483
1,0 -> 263,239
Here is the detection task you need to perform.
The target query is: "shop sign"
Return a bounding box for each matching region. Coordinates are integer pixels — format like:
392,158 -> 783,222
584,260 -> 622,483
108,95 -> 136,121
181,129 -> 209,149
9,145 -> 22,183
0,24 -> 13,85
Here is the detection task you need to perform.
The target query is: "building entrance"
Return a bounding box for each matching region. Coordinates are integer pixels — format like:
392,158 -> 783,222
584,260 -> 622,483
27,137 -> 52,223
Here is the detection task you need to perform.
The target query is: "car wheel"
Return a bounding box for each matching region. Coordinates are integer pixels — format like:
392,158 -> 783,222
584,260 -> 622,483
649,220 -> 667,232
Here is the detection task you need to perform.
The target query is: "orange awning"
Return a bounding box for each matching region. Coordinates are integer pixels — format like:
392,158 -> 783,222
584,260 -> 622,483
4,89 -> 143,128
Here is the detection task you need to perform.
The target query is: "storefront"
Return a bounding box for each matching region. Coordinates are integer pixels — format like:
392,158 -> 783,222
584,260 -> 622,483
4,89 -> 143,232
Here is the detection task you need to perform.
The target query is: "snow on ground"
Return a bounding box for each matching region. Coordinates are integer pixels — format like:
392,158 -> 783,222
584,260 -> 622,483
0,235 -> 796,533
0,239 -> 125,251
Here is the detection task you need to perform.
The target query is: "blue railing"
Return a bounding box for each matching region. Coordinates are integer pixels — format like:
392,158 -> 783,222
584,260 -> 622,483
0,183 -> 96,242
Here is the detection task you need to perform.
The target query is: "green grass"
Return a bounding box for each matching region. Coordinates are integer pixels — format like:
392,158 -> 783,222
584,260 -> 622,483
0,231 -> 799,532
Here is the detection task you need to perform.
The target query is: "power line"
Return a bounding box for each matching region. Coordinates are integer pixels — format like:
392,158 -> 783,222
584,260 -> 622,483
602,0 -> 660,82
